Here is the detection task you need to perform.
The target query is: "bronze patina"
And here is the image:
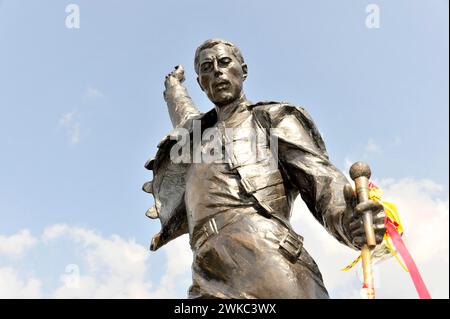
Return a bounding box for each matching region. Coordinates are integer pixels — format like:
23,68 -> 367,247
142,39 -> 386,299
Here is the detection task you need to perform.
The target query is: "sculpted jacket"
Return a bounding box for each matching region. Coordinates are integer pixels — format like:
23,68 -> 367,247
142,81 -> 356,253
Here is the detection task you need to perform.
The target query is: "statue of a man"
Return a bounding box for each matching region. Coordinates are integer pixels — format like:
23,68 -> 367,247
143,39 -> 386,298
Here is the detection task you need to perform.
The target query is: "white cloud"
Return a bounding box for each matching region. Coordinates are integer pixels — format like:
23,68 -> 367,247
0,229 -> 37,258
48,226 -> 193,299
84,87 -> 103,99
148,235 -> 192,299
364,138 -> 381,155
70,122 -> 80,144
58,112 -> 81,144
376,178 -> 449,264
0,224 -> 192,298
58,112 -> 74,126
0,267 -> 42,298
42,224 -> 68,241
43,224 -> 153,298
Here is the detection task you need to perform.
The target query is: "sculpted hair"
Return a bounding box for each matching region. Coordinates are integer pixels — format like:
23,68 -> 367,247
194,39 -> 245,74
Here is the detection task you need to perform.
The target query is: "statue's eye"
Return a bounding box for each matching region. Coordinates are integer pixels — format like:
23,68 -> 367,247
200,62 -> 212,72
219,57 -> 232,66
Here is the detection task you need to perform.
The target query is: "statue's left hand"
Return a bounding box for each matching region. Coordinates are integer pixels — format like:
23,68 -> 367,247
341,184 -> 386,249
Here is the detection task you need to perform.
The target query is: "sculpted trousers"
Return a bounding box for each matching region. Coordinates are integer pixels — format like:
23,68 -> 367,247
188,212 -> 329,299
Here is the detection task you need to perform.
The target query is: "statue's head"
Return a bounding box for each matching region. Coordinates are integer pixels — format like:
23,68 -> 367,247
194,39 -> 248,107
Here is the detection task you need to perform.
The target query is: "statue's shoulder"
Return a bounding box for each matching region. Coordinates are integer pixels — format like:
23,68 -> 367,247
251,100 -> 328,156
250,101 -> 313,126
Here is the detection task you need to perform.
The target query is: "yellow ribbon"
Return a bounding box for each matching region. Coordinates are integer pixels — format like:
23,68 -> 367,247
341,184 -> 408,272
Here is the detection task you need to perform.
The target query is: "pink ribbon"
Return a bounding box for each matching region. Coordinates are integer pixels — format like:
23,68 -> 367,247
386,220 -> 431,299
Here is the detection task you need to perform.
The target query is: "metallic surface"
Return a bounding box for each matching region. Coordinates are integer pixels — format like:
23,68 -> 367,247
142,39 -> 387,298
350,162 -> 377,299
361,245 -> 376,299
350,163 -> 377,248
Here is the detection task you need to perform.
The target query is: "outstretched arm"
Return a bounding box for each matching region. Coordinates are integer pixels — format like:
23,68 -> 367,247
269,105 -> 385,250
163,65 -> 200,127
278,132 -> 353,247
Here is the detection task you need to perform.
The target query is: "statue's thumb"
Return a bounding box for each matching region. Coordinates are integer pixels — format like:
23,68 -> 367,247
343,184 -> 355,206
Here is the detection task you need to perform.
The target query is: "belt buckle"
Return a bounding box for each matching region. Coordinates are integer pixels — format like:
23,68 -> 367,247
194,218 -> 219,249
202,218 -> 219,238
279,231 -> 303,262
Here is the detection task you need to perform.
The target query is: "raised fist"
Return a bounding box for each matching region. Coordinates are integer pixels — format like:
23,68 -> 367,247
164,65 -> 185,88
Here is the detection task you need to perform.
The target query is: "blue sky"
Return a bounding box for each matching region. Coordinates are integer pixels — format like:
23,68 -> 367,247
0,0 -> 448,298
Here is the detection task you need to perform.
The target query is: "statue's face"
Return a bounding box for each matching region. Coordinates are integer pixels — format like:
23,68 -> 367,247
197,44 -> 247,106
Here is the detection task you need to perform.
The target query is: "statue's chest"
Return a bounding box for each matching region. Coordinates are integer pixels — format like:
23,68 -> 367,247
184,114 -> 261,215
185,110 -> 289,229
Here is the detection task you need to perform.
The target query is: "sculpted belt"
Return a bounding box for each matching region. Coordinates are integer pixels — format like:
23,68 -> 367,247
190,212 -> 241,251
190,212 -> 304,264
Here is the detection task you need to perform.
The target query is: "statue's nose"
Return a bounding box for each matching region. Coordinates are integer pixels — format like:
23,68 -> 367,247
213,60 -> 223,76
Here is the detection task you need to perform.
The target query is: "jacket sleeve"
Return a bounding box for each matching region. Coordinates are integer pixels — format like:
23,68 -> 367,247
258,103 -> 356,249
164,77 -> 200,128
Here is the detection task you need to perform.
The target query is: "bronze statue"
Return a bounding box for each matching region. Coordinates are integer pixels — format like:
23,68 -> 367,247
142,39 -> 386,299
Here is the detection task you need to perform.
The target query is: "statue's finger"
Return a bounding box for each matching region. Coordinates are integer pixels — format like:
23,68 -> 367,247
343,184 -> 355,207
173,65 -> 184,75
170,68 -> 185,83
351,227 -> 366,237
374,214 -> 385,226
349,218 -> 362,231
374,223 -> 386,230
355,200 -> 383,215
375,210 -> 386,219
